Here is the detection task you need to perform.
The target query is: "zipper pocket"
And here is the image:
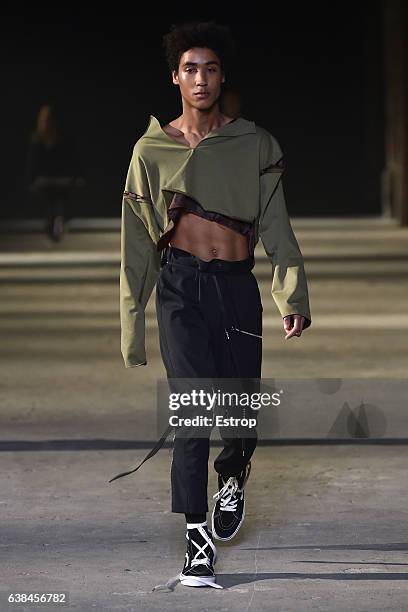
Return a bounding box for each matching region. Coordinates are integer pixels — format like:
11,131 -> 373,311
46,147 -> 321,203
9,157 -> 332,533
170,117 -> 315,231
230,325 -> 262,339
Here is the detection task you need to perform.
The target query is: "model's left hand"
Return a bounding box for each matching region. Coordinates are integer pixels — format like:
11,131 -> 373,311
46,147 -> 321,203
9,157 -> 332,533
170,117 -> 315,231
283,314 -> 305,339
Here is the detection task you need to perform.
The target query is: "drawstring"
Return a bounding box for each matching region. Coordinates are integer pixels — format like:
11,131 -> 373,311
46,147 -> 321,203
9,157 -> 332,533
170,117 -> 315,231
108,424 -> 173,482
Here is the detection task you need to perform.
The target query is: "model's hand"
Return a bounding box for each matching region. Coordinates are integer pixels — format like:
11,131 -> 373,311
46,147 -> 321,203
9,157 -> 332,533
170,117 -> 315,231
284,314 -> 305,339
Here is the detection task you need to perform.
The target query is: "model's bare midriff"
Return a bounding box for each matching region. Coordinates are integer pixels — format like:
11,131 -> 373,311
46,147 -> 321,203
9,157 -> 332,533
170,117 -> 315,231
163,119 -> 249,262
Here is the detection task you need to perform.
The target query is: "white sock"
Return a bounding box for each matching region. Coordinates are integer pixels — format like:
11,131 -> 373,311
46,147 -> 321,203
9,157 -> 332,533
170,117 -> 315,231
186,520 -> 207,530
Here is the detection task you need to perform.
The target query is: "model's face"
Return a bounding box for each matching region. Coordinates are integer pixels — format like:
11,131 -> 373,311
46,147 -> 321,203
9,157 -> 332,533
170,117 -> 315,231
172,47 -> 225,110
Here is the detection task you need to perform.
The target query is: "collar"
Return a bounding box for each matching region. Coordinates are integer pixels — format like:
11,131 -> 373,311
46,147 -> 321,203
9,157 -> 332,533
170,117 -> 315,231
144,114 -> 256,145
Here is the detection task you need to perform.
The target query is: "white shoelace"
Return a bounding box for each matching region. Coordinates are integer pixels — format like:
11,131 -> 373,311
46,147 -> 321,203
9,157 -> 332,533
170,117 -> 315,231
212,463 -> 251,512
188,524 -> 217,567
213,476 -> 240,511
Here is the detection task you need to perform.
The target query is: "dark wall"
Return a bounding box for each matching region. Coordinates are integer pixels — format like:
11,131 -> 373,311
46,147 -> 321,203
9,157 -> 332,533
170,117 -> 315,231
0,6 -> 384,219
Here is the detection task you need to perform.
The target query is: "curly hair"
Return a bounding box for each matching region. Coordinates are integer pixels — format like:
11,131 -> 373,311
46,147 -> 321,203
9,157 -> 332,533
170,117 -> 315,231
162,21 -> 236,75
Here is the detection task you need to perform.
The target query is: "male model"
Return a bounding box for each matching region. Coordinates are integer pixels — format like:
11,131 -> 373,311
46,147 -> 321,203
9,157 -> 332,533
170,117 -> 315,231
110,21 -> 312,588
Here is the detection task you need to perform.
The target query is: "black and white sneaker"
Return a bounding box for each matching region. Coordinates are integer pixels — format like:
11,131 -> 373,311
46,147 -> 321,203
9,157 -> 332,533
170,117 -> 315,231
212,461 -> 252,541
179,523 -> 222,588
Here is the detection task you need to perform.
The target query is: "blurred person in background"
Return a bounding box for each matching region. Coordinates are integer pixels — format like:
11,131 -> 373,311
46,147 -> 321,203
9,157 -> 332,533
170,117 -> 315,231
26,103 -> 85,242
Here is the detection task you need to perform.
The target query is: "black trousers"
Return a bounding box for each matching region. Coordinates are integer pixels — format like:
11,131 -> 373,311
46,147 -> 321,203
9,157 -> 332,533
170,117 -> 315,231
155,245 -> 263,514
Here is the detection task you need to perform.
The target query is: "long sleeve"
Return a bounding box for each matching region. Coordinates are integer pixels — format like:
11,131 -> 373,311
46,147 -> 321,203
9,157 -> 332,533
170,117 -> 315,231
258,131 -> 312,330
120,143 -> 162,368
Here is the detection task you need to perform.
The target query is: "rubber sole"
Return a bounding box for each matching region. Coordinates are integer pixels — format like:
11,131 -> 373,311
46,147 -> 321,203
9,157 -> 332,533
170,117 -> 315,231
179,573 -> 217,587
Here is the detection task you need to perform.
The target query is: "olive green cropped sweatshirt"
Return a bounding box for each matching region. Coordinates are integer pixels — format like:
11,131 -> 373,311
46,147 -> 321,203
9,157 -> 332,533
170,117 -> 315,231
120,114 -> 312,368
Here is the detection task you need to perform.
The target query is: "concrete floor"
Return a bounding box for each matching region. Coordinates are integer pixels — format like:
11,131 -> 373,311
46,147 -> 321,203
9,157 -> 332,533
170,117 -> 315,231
1,217 -> 408,610
2,445 -> 408,611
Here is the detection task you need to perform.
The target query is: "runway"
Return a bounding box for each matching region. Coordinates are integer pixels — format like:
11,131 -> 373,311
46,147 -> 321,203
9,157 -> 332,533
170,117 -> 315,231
1,216 -> 408,610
